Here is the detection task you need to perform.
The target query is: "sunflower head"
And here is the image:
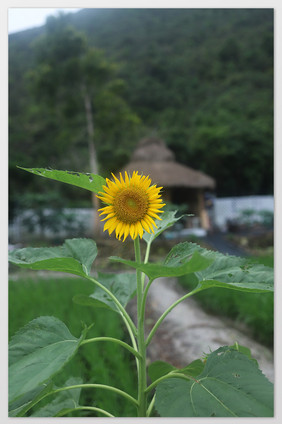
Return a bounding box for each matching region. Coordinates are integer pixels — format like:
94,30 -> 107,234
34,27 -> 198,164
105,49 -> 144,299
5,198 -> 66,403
97,171 -> 165,241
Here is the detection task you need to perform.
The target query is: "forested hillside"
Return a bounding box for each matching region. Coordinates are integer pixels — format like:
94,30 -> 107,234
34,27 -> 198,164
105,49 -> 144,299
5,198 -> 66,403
9,8 -> 273,208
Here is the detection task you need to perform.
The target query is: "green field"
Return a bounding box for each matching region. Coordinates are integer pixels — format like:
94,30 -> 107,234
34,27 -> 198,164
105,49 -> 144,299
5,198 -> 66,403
178,254 -> 274,347
9,274 -> 137,417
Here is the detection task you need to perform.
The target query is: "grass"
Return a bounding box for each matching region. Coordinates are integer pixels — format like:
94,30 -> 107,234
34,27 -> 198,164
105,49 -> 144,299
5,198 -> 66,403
9,274 -> 138,417
249,253 -> 274,268
178,254 -> 274,348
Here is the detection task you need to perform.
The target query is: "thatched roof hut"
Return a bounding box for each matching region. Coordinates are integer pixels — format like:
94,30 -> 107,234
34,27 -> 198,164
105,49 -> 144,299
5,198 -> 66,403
121,137 -> 216,230
121,137 -> 215,189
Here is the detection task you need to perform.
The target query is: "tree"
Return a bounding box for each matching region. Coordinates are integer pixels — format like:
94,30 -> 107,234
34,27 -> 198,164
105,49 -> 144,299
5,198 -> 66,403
9,9 -> 273,198
25,13 -> 141,234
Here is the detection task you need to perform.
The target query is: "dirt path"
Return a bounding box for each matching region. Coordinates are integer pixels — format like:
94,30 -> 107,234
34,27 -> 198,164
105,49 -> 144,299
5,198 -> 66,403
204,232 -> 250,256
130,277 -> 274,383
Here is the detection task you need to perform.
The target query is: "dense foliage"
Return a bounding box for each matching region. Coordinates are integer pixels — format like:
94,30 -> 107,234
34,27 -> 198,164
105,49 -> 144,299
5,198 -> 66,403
9,8 -> 273,208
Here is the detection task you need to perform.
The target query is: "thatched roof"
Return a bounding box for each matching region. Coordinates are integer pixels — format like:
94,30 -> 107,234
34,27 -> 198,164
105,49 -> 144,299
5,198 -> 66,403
131,137 -> 175,162
121,137 -> 216,189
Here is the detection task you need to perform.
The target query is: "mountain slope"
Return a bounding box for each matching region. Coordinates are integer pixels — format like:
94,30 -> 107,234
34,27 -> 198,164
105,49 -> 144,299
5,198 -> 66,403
9,8 -> 273,199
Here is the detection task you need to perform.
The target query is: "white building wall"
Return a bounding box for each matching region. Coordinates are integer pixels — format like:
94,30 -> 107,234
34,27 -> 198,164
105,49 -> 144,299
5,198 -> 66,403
214,195 -> 274,231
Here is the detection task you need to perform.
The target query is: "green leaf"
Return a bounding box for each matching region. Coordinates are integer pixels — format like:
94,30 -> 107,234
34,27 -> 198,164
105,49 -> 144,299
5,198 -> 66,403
9,316 -> 83,404
73,294 -> 113,311
163,241 -> 216,266
195,258 -> 273,293
18,167 -> 106,194
32,377 -> 83,417
229,342 -> 258,366
179,359 -> 205,377
166,242 -> 274,293
110,249 -> 213,280
74,272 -> 136,313
111,241 -> 273,289
9,382 -> 53,417
9,238 -> 97,277
148,359 -> 205,384
155,346 -> 273,417
148,361 -> 176,383
143,211 -> 188,244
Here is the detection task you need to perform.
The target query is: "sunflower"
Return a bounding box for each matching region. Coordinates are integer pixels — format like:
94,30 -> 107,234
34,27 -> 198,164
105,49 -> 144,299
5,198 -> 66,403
97,171 -> 165,241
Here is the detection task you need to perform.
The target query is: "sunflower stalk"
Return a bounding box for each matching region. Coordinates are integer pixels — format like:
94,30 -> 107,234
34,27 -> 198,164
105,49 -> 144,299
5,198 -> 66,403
134,236 -> 148,417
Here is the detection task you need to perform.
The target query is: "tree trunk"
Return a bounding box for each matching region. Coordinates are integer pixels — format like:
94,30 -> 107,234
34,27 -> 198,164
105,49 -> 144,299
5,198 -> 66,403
82,84 -> 101,237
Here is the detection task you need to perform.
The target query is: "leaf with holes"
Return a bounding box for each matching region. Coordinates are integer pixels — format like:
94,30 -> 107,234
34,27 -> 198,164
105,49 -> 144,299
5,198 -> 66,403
9,317 -> 83,404
165,242 -> 274,293
155,346 -> 273,417
9,238 -> 97,277
18,167 -> 106,194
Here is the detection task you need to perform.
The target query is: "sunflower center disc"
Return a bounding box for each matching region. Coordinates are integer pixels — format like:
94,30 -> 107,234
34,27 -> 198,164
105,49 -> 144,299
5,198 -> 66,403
113,187 -> 149,223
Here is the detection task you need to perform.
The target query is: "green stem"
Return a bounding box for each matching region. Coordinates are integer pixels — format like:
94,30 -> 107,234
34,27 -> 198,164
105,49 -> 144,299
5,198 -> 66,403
141,240 -> 152,290
52,383 -> 138,407
22,383 -> 138,416
144,241 -> 151,264
146,287 -> 201,347
134,237 -> 147,417
80,336 -> 141,359
119,303 -> 140,392
146,394 -> 156,417
140,277 -> 154,321
145,372 -> 194,394
56,405 -> 115,417
85,275 -> 137,337
124,318 -> 138,351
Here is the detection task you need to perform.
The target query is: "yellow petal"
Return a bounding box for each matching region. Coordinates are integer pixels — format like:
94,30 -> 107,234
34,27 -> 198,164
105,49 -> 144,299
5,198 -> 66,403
123,224 -> 130,241
119,172 -> 125,185
146,215 -> 158,228
149,208 -> 164,214
115,221 -> 123,238
136,221 -> 144,238
97,194 -> 114,204
98,206 -> 114,214
130,224 -> 136,239
101,212 -> 116,221
111,173 -> 123,188
104,217 -> 117,231
143,217 -> 154,232
124,171 -> 130,185
108,222 -> 117,235
141,218 -> 151,233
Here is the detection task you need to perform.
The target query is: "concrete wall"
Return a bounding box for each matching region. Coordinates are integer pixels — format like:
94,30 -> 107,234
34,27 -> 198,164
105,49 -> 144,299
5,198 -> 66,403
213,195 -> 274,231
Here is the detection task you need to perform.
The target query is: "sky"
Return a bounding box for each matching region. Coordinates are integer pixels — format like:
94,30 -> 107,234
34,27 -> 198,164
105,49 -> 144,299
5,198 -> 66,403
8,8 -> 82,34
